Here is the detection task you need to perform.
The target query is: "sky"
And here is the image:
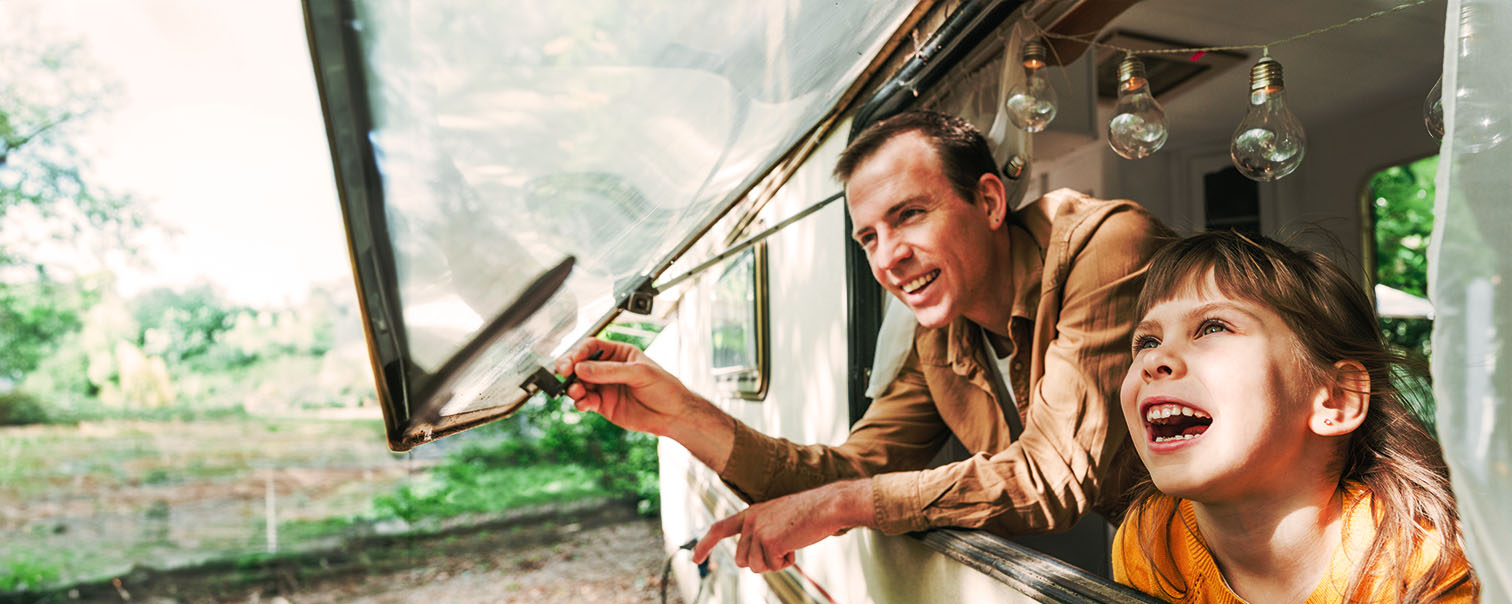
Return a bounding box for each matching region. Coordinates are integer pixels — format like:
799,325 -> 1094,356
27,1 -> 350,308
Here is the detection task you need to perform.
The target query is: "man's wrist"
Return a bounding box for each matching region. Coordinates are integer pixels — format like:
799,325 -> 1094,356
827,479 -> 877,533
665,394 -> 736,473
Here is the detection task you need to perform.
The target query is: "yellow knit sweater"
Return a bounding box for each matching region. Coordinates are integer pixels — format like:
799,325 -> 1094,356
1112,484 -> 1475,603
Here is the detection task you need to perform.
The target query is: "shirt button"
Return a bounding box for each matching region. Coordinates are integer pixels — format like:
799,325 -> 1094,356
1012,362 -> 1023,372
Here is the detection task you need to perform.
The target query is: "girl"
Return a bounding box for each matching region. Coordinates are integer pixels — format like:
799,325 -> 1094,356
1112,232 -> 1476,603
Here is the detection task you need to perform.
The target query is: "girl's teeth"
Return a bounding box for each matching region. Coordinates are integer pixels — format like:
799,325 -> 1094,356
1145,403 -> 1210,422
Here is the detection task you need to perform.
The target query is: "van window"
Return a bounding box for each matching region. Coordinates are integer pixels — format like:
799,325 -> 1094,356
306,1 -> 923,448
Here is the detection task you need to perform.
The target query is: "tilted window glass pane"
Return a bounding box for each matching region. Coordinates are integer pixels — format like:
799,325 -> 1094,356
348,2 -> 917,420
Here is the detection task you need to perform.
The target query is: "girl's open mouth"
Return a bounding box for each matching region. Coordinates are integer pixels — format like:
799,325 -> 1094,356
1144,402 -> 1212,444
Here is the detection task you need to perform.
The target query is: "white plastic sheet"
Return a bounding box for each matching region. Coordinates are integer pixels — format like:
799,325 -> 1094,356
1428,0 -> 1512,598
350,2 -> 919,416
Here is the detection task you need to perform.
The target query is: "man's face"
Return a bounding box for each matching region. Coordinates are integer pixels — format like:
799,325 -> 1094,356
846,132 -> 997,329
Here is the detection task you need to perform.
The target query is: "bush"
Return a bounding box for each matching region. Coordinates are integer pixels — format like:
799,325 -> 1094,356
0,391 -> 49,425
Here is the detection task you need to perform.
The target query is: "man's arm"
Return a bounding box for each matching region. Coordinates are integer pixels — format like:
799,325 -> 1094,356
716,348 -> 951,502
557,338 -> 736,473
692,478 -> 875,573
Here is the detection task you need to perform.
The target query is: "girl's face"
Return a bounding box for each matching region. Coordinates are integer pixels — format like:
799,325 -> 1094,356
1119,274 -> 1322,503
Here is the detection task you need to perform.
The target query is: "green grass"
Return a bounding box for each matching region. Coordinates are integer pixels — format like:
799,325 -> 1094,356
0,411 -> 655,595
369,463 -> 610,524
0,417 -> 391,497
0,553 -> 65,592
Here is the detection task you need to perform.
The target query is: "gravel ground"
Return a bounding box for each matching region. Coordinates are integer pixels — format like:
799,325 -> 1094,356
24,508 -> 683,604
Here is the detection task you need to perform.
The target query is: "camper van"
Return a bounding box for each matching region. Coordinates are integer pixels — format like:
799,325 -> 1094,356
305,0 -> 1507,601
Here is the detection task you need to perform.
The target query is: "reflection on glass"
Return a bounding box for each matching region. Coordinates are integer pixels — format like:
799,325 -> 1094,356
710,246 -> 767,399
328,1 -> 917,442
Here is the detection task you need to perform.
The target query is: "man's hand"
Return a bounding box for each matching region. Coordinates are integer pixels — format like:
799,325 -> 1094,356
554,339 -> 735,472
691,479 -> 875,573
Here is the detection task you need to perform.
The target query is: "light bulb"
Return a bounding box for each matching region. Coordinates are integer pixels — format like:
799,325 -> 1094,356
1230,54 -> 1305,182
1005,39 -> 1057,133
1424,75 -> 1444,142
1107,55 -> 1168,159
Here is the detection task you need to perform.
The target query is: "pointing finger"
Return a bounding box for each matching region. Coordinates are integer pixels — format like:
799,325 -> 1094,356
693,510 -> 745,564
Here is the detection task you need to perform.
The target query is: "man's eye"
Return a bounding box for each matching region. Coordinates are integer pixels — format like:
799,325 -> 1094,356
1132,336 -> 1159,352
899,208 -> 924,220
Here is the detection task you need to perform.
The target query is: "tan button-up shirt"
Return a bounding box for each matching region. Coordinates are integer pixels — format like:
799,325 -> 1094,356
719,189 -> 1170,537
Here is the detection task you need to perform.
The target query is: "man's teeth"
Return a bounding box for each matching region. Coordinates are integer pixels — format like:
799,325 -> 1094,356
902,270 -> 940,294
1144,403 -> 1210,422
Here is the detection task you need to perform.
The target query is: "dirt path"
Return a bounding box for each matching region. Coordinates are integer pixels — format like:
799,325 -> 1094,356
35,507 -> 684,604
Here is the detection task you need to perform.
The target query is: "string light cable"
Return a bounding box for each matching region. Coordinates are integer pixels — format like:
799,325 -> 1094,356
1031,0 -> 1438,58
1021,0 -> 1440,180
661,537 -> 707,604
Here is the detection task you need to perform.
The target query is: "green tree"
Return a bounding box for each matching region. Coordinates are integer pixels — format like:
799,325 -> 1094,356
131,284 -> 241,364
0,274 -> 103,383
1,6 -> 152,391
1,6 -> 149,272
1369,155 -> 1437,360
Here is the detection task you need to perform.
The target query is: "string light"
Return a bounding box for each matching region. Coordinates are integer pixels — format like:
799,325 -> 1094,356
1425,76 -> 1445,142
1004,38 -> 1058,133
1230,51 -> 1306,182
1107,54 -> 1168,159
1021,0 -> 1441,179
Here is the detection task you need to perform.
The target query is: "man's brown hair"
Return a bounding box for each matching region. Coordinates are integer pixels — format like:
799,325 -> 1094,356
834,111 -> 1000,205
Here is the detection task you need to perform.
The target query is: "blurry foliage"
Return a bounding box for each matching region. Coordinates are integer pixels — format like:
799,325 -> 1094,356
1370,155 -> 1436,360
0,391 -> 48,425
132,285 -> 242,365
9,280 -> 368,424
371,464 -> 611,524
378,325 -> 667,521
0,553 -> 62,593
0,5 -> 151,272
0,274 -> 102,382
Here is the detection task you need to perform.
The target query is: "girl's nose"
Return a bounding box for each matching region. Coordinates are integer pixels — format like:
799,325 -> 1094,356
1142,346 -> 1185,381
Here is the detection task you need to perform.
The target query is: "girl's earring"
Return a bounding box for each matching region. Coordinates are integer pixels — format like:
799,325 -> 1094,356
1323,418 -> 1334,425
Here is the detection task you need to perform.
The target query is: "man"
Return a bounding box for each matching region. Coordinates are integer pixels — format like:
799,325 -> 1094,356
555,111 -> 1169,573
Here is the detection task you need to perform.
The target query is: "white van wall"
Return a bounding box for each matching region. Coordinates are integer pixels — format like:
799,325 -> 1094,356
652,127 -> 867,603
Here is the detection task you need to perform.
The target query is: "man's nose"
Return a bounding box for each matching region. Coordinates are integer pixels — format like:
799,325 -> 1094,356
1141,346 -> 1185,382
873,231 -> 911,271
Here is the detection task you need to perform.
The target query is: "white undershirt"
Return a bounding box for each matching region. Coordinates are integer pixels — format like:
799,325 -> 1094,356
981,328 -> 1023,439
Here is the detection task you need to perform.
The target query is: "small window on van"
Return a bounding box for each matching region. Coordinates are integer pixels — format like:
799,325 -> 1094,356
710,244 -> 769,400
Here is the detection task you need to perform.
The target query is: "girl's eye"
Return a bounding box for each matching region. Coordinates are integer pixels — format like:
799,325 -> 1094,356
1198,320 -> 1228,336
1132,335 -> 1159,353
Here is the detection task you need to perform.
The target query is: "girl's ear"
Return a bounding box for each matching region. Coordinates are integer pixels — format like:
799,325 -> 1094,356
1311,360 -> 1370,436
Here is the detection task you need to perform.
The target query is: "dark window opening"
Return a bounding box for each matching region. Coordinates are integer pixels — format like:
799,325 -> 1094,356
1203,166 -> 1261,237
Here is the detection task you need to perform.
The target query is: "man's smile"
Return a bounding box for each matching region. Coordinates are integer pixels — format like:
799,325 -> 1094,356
901,269 -> 940,294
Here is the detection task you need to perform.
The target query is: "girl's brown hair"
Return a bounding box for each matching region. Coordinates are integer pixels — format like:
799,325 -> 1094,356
1125,231 -> 1475,601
